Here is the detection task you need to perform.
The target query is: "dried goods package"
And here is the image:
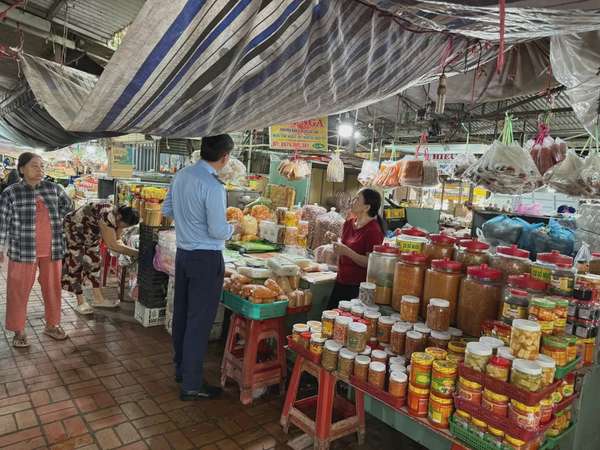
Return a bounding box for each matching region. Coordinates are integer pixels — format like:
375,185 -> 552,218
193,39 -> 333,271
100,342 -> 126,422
301,204 -> 327,248
358,160 -> 380,186
327,152 -> 345,183
312,208 -> 344,249
218,157 -> 247,186
543,149 -> 587,196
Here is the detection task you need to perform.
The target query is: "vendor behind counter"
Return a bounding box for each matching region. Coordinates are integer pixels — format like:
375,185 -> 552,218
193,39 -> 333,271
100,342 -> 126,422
328,188 -> 385,309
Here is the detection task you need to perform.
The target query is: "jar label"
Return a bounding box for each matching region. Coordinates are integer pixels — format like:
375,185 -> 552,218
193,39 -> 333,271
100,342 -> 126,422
322,321 -> 334,337
413,372 -> 431,386
398,240 -> 424,253
502,303 -> 528,320
551,276 -> 574,294
531,266 -> 552,283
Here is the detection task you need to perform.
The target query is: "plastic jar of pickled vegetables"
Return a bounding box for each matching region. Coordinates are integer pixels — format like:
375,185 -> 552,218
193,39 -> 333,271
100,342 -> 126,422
536,354 -> 556,387
510,319 -> 541,360
489,245 -> 531,278
367,245 -> 399,305
465,342 -> 492,372
392,252 -> 427,311
480,336 -> 504,354
511,359 -> 542,392
531,251 -> 572,284
497,346 -> 515,364
485,356 -> 511,382
454,239 -> 490,267
423,234 -> 456,264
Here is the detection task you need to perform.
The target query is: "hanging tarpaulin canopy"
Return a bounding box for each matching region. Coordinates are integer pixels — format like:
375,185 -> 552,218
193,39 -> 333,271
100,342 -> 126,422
19,0 -> 487,138
20,0 -> 600,139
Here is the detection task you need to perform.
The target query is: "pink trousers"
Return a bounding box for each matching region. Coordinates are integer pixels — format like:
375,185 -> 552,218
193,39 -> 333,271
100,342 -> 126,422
5,258 -> 62,332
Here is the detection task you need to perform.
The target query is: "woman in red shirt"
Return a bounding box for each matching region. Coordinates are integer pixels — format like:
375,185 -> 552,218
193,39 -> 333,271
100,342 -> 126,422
328,188 -> 385,309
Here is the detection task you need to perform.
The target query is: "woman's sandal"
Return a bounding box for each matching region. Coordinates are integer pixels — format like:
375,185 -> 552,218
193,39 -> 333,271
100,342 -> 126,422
44,325 -> 68,341
12,334 -> 30,348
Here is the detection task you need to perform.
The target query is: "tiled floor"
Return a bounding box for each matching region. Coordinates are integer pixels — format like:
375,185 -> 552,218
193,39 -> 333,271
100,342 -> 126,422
0,271 -> 425,450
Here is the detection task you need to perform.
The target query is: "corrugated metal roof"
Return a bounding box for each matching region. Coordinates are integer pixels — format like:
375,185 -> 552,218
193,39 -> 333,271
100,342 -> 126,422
25,0 -> 145,43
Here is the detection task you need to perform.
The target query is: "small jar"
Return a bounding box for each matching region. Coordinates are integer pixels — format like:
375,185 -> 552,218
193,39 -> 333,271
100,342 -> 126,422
540,397 -> 554,425
389,363 -> 406,374
454,239 -> 490,267
566,335 -> 578,362
501,289 -> 530,324
488,426 -> 505,443
389,355 -> 406,367
422,258 -> 463,324
351,305 -> 365,318
400,295 -> 420,323
321,310 -> 339,338
407,383 -> 430,417
428,330 -> 450,350
431,359 -> 457,397
347,322 -> 368,353
337,348 -> 356,379
333,316 -> 352,345
528,297 -> 556,335
353,355 -> 371,381
363,311 -> 381,339
482,388 -> 509,418
390,313 -> 402,322
511,359 -> 542,392
308,321 -> 322,334
410,352 -> 434,388
536,354 -> 556,388
309,333 -> 327,361
413,323 -> 431,339
405,331 -> 426,361
428,393 -> 453,428
390,322 -> 411,355
509,399 -> 541,431
426,298 -> 450,331
465,342 -> 492,372
338,301 -> 353,312
371,349 -> 387,364
448,327 -> 463,341
368,362 -> 386,389
457,377 -> 482,405
292,323 -> 309,343
377,316 -> 396,343
510,319 -> 542,360
551,263 -> 575,297
359,282 -> 376,305
471,417 -> 487,437
551,297 -> 569,334
321,340 -> 341,371
542,335 -> 568,367
389,371 -> 408,397
485,356 -> 511,382
360,345 -> 372,357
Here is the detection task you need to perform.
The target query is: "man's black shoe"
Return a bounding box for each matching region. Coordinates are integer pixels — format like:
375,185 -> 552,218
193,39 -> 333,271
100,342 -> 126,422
180,384 -> 223,401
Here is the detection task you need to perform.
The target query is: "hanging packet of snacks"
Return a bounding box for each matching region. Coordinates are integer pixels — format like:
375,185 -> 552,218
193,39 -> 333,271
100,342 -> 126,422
464,114 -> 542,194
218,156 -> 248,186
301,204 -> 327,248
326,151 -> 345,183
373,161 -> 401,188
312,208 -> 345,249
527,123 -> 567,175
543,148 -> 587,196
579,131 -> 600,197
401,132 -> 439,188
358,160 -> 380,186
278,157 -> 311,181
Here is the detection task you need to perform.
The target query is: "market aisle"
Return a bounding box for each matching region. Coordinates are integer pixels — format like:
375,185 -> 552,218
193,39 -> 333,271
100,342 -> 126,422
0,274 -> 424,450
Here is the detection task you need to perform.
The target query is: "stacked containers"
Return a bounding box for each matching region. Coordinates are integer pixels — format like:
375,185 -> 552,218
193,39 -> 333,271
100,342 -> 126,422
422,258 -> 463,324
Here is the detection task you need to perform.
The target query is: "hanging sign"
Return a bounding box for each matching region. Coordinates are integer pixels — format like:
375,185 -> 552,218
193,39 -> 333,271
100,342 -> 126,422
107,143 -> 133,178
269,117 -> 328,151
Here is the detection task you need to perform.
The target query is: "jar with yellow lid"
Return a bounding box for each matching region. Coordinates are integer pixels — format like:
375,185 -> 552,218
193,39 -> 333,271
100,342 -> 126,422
528,298 -> 556,335
447,340 -> 466,363
428,393 -> 453,428
425,347 -> 447,361
454,409 -> 471,428
540,396 -> 553,425
410,352 -> 434,388
431,359 -> 457,397
457,377 -> 482,405
509,399 -> 541,431
504,434 -> 527,449
482,388 -> 508,418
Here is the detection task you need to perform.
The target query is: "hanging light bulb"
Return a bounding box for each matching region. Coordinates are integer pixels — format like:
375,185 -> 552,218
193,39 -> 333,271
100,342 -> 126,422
338,122 -> 354,138
435,74 -> 447,114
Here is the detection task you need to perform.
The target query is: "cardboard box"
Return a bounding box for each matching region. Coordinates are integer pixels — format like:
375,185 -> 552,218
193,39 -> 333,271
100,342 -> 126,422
135,301 -> 166,327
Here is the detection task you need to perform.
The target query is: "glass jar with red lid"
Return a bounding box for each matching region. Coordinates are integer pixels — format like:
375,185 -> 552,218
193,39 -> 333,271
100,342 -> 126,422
489,245 -> 531,279
454,239 -> 490,268
506,274 -> 548,298
422,258 -> 463,324
531,250 -> 573,284
457,264 -> 503,337
423,234 -> 456,265
396,227 -> 429,253
367,245 -> 399,305
392,252 -> 427,311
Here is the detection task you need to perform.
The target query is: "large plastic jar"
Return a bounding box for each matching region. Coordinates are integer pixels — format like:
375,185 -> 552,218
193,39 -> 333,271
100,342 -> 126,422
465,342 -> 492,372
426,298 -> 450,331
506,274 -> 548,301
531,251 -> 573,284
396,227 -> 429,253
536,354 -> 556,388
392,252 -> 427,311
456,265 -> 503,337
454,239 -> 490,267
423,234 -> 456,265
400,295 -> 420,323
422,258 -> 463,323
510,319 -> 542,360
511,359 -> 543,392
367,245 -> 399,305
489,245 -> 531,279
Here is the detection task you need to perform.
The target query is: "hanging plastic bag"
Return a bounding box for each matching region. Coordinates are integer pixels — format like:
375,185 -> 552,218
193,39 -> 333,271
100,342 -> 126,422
218,156 -> 247,186
464,114 -> 542,194
579,134 -> 600,197
454,124 -> 477,179
544,149 -> 586,196
312,208 -> 344,249
528,123 -> 567,175
574,242 -> 592,272
326,152 -> 345,183
278,158 -> 311,181
358,160 -> 380,186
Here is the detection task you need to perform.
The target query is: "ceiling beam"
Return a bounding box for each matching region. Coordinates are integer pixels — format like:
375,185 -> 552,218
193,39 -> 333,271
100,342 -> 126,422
46,0 -> 66,19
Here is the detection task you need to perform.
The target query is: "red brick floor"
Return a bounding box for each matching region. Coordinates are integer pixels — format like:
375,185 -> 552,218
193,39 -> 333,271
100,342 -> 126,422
0,273 -> 424,450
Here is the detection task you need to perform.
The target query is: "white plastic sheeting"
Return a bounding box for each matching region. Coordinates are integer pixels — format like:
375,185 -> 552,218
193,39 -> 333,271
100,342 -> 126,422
550,31 -> 600,135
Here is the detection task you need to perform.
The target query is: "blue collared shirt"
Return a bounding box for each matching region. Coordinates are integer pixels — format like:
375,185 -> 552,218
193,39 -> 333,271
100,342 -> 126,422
162,160 -> 233,251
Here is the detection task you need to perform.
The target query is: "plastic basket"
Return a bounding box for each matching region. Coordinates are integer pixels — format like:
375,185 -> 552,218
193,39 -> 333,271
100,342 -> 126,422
554,357 -> 580,379
458,363 -> 561,406
222,291 -> 288,320
540,423 -> 575,450
449,416 -> 512,450
350,375 -> 406,410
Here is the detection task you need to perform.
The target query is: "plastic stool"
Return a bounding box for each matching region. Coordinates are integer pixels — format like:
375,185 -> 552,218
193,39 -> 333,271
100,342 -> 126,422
221,313 -> 287,405
100,242 -> 119,286
280,355 -> 366,450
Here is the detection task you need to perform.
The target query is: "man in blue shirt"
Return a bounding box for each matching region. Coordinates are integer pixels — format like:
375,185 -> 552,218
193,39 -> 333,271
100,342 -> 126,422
162,134 -> 234,400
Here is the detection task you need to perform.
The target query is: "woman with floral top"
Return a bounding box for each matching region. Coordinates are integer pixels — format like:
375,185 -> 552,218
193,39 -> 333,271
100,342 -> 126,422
0,152 -> 73,348
62,201 -> 139,314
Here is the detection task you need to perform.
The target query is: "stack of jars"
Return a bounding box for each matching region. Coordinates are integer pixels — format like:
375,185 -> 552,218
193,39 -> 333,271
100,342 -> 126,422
501,274 -> 548,324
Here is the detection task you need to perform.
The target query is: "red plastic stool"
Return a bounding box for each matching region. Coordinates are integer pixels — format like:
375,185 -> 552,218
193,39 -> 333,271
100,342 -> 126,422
280,355 -> 366,450
220,313 -> 287,405
100,242 -> 119,286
